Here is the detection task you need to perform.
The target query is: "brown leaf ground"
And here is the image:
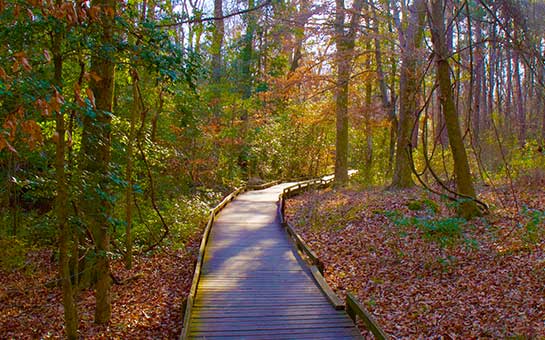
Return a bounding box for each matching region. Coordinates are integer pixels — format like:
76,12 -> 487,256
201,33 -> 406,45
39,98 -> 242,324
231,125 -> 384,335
286,183 -> 545,338
0,235 -> 200,339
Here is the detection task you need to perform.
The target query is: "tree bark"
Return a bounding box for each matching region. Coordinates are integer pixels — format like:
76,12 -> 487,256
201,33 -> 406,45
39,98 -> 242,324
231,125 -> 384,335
80,0 -> 116,324
333,0 -> 364,185
429,0 -> 480,219
390,0 -> 427,189
514,48 -> 526,145
210,0 -> 224,116
372,4 -> 397,174
124,70 -> 140,270
52,12 -> 78,338
289,0 -> 311,73
472,19 -> 483,139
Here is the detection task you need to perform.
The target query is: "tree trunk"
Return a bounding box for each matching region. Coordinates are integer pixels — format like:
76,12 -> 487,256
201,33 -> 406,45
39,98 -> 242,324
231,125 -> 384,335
429,0 -> 480,219
472,19 -> 483,139
125,70 -> 140,270
210,0 -> 224,116
372,5 -> 397,175
391,0 -> 427,189
80,0 -> 116,324
333,0 -> 364,185
52,13 -> 78,338
506,48 -> 513,134
289,0 -> 311,73
487,23 -> 496,130
241,0 -> 256,101
514,49 -> 526,145
364,47 -> 373,183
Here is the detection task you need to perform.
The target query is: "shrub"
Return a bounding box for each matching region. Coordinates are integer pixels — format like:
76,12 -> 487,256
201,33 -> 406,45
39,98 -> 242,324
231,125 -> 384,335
0,236 -> 28,271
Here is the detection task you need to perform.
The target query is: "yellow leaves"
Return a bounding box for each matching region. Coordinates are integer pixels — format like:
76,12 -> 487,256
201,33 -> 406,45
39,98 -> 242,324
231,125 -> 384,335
34,99 -> 50,117
88,5 -> 101,21
3,115 -> 18,141
21,57 -> 32,71
11,59 -> 20,73
20,119 -> 43,149
74,82 -> 85,107
0,136 -> 17,154
11,52 -> 32,73
84,71 -> 102,83
48,89 -> 65,113
0,109 -> 43,152
43,49 -> 51,63
86,88 -> 96,109
0,67 -> 8,81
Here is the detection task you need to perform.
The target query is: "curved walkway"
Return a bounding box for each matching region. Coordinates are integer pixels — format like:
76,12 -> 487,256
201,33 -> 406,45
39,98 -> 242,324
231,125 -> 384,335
186,183 -> 362,339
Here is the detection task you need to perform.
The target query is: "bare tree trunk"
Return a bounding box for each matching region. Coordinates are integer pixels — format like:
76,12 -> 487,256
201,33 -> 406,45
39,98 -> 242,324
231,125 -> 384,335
290,0 -> 311,73
333,0 -> 364,185
52,12 -> 78,338
472,19 -> 483,139
429,0 -> 480,219
124,70 -> 140,270
364,33 -> 373,182
81,0 -> 116,324
372,5 -> 396,176
506,48 -> 513,134
391,0 -> 427,189
487,23 -> 496,130
211,0 -> 224,117
514,49 -> 526,145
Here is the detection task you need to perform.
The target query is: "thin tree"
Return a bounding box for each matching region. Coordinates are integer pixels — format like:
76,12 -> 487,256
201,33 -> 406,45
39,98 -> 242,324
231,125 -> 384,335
52,2 -> 78,336
210,0 -> 224,117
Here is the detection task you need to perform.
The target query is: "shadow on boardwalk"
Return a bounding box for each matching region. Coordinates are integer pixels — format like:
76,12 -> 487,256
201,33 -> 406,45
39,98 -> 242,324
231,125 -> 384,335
186,184 -> 362,339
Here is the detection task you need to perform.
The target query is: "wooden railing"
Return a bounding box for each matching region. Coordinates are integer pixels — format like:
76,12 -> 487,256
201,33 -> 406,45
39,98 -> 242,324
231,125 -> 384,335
278,175 -> 389,340
346,292 -> 389,340
180,180 -> 282,340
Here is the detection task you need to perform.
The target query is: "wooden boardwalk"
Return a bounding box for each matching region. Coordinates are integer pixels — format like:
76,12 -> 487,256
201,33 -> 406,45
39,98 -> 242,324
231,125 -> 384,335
185,183 -> 362,339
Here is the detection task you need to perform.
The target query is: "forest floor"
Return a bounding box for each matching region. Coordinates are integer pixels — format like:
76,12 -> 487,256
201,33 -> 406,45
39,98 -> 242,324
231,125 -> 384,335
0,234 -> 201,339
286,177 -> 545,338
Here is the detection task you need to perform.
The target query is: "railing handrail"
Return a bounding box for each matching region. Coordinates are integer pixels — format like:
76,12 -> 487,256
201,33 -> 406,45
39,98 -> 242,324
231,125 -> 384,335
278,172 -> 389,339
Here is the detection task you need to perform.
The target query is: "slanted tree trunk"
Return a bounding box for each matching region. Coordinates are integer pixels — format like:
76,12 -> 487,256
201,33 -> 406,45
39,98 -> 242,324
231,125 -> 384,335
80,0 -> 116,324
391,0 -> 427,189
429,0 -> 480,219
52,11 -> 78,338
333,0 -> 364,186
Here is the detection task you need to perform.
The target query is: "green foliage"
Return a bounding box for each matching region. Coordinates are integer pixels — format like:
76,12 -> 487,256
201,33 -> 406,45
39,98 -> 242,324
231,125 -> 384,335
417,217 -> 466,248
302,197 -> 363,232
384,210 -> 468,248
520,206 -> 545,246
0,236 -> 29,272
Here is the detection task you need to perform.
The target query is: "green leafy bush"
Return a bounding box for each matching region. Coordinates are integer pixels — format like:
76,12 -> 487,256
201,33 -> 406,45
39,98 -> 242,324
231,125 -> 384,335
521,206 -> 545,246
0,237 -> 28,271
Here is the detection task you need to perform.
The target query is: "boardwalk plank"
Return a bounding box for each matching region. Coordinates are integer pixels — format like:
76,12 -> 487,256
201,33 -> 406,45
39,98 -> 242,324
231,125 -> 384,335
185,183 -> 362,339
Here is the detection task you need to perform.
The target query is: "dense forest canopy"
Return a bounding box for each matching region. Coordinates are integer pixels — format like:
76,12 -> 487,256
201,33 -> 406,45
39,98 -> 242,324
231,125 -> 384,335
1,0 -> 544,338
